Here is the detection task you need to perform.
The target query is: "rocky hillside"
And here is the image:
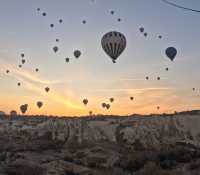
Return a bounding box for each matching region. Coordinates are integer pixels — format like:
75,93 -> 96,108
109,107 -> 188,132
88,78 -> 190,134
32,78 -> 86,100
1,111 -> 200,175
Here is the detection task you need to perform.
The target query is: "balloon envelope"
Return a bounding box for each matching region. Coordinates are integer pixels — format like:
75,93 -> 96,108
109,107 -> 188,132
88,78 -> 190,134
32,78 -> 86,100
166,47 -> 177,61
101,31 -> 126,63
37,101 -> 43,108
74,50 -> 81,58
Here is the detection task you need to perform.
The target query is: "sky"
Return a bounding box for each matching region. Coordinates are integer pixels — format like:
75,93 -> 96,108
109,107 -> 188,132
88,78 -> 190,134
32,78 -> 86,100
0,0 -> 200,116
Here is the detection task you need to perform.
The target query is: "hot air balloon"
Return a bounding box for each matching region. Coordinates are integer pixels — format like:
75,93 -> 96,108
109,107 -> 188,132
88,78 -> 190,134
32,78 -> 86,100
50,24 -> 54,28
20,104 -> 28,114
59,19 -> 63,23
166,47 -> 177,61
17,82 -> 21,86
83,99 -> 88,106
106,104 -> 110,110
102,103 -> 107,108
130,97 -> 134,100
37,8 -> 40,11
157,106 -> 160,110
158,35 -> 162,39
18,65 -> 22,68
193,88 -> 195,91
35,68 -> 39,72
139,27 -> 144,33
117,18 -> 121,22
37,101 -> 43,108
65,58 -> 70,63
89,111 -> 93,115
110,10 -> 115,15
74,50 -> 81,58
45,87 -> 50,93
110,98 -> 114,103
56,39 -> 59,42
146,76 -> 149,80
157,77 -> 160,81
144,33 -> 148,37
53,46 -> 59,53
82,20 -> 86,24
21,59 -> 26,64
21,53 -> 25,58
42,12 -> 46,16
6,70 -> 10,74
165,67 -> 169,71
101,31 -> 126,63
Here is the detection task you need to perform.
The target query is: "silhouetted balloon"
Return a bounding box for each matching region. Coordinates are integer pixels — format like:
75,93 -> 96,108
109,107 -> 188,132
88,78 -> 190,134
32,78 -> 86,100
106,104 -> 110,110
158,35 -> 162,39
89,111 -> 93,115
42,12 -> 46,16
117,18 -> 121,22
6,70 -> 10,74
83,99 -> 88,106
110,10 -> 115,15
139,27 -> 144,33
144,33 -> 148,37
18,65 -> 22,68
37,8 -> 40,11
59,19 -> 63,23
65,58 -> 70,63
146,76 -> 149,80
165,67 -> 169,71
17,82 -> 21,86
110,98 -> 114,103
157,77 -> 160,80
101,31 -> 126,63
74,50 -> 81,58
82,20 -> 86,24
102,103 -> 107,108
130,97 -> 134,100
21,53 -> 24,58
21,59 -> 26,64
50,24 -> 54,28
20,104 -> 28,114
53,46 -> 59,53
157,106 -> 160,110
35,68 -> 39,72
45,87 -> 50,93
37,101 -> 43,108
166,47 -> 177,61
56,39 -> 59,42
193,88 -> 195,91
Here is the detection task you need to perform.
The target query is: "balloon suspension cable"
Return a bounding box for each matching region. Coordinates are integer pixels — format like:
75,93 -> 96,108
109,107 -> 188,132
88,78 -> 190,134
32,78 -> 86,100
162,0 -> 200,13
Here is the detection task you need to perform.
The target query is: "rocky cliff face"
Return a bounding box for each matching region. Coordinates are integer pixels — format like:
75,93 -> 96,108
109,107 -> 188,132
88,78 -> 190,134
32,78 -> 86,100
1,112 -> 200,175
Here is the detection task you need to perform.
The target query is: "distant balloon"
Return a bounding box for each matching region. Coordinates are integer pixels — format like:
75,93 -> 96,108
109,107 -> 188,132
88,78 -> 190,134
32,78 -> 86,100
50,24 -> 54,28
21,59 -> 26,64
37,101 -> 43,108
89,111 -> 93,115
45,87 -> 50,93
35,68 -> 39,72
157,77 -> 160,81
59,19 -> 63,23
117,18 -> 121,22
53,46 -> 59,53
193,88 -> 195,91
158,35 -> 162,39
110,98 -> 114,103
74,50 -> 81,58
130,97 -> 134,101
65,58 -> 70,63
82,20 -> 86,24
110,10 -> 115,15
21,53 -> 25,58
56,39 -> 59,42
166,47 -> 177,61
20,104 -> 28,114
83,99 -> 88,106
37,8 -> 40,11
18,65 -> 22,68
101,31 -> 126,63
102,103 -> 107,108
146,76 -> 149,80
144,33 -> 148,37
42,12 -> 46,16
17,82 -> 21,86
6,70 -> 10,74
106,104 -> 110,110
139,27 -> 144,33
165,67 -> 169,71
157,106 -> 160,110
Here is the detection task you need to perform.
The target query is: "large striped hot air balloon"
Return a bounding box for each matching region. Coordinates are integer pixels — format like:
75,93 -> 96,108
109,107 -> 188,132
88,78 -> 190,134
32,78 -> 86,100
101,31 -> 126,63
